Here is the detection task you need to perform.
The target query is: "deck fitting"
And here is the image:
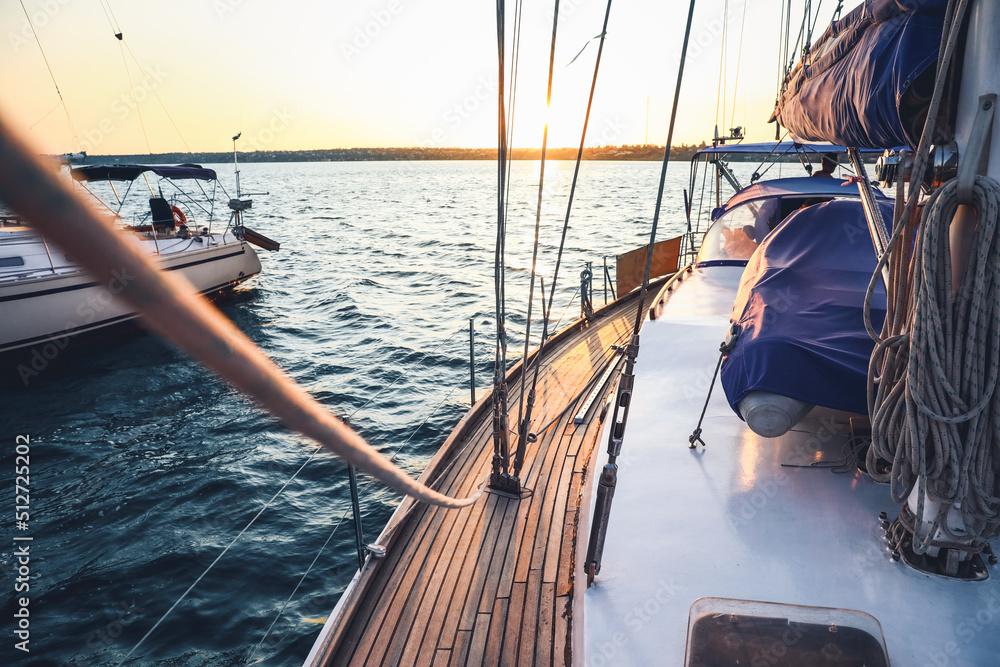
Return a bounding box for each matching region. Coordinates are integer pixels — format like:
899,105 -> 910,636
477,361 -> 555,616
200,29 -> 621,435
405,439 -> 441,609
488,471 -> 521,496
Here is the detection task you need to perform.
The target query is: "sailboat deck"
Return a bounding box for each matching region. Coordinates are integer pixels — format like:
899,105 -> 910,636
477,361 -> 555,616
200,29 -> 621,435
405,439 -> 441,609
308,276 -> 671,666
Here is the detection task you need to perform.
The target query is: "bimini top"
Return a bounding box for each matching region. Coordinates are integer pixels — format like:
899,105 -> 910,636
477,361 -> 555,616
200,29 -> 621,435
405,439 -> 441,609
712,176 -> 888,220
691,141 -> 886,159
71,164 -> 217,182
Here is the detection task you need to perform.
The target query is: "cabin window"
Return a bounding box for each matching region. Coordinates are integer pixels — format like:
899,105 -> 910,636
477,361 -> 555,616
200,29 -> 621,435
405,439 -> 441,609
697,201 -> 773,264
696,196 -> 833,266
0,256 -> 26,268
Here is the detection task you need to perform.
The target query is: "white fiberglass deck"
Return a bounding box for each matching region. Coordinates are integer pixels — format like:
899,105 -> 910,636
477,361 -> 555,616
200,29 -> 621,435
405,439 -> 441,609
583,265 -> 1000,666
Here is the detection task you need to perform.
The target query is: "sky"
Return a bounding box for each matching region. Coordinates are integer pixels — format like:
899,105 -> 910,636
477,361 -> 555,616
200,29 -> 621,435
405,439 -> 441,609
1,0 -> 862,155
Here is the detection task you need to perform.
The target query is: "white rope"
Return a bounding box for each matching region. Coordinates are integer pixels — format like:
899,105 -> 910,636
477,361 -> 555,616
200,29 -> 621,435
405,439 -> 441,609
868,176 -> 1000,551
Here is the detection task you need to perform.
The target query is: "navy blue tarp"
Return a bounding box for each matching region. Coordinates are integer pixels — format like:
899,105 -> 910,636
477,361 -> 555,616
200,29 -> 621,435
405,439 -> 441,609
710,176 -> 888,221
720,199 -> 892,418
770,0 -> 948,149
71,164 -> 217,182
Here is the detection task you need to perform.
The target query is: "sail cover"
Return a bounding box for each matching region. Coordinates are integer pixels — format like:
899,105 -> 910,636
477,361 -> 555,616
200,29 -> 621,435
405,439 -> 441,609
770,0 -> 948,150
721,199 -> 892,418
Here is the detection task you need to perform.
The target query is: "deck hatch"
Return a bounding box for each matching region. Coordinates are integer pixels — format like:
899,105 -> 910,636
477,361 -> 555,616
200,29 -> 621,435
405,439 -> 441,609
685,598 -> 889,667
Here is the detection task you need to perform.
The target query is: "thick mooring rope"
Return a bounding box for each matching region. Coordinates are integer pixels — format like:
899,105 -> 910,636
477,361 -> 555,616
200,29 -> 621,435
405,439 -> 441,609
868,176 -> 1000,551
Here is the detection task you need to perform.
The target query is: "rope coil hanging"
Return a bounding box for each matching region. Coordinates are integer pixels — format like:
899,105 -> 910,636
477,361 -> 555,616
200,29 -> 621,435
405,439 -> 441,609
860,0 -> 1000,555
868,175 -> 1000,551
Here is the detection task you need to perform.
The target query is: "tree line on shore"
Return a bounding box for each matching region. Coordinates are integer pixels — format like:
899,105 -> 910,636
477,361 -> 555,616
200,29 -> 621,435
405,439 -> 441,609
77,143 -> 713,165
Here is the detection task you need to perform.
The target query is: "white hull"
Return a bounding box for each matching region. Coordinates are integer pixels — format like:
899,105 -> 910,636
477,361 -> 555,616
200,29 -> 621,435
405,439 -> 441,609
0,232 -> 261,355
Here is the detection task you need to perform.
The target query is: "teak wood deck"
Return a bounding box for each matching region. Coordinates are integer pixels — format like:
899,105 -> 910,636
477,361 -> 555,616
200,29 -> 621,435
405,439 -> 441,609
309,276 -> 671,666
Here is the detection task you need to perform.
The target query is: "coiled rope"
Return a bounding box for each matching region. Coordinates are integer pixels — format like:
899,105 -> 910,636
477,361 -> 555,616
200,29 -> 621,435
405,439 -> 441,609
860,0 -> 1000,555
868,177 -> 1000,551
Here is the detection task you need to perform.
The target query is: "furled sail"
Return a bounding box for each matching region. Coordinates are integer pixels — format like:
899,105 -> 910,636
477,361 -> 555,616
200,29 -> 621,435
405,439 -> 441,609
770,0 -> 949,150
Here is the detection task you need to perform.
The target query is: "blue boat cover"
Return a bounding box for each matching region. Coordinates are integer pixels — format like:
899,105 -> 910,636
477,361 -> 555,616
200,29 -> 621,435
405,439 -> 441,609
770,0 -> 947,149
710,176 -> 887,221
721,199 -> 892,417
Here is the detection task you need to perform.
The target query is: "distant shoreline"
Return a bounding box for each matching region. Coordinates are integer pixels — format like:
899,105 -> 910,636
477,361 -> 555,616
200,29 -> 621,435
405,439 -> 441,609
75,144 -> 711,164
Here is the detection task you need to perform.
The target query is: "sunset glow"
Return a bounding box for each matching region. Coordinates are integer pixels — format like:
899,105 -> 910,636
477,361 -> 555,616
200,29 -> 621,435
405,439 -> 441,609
1,1 -> 860,155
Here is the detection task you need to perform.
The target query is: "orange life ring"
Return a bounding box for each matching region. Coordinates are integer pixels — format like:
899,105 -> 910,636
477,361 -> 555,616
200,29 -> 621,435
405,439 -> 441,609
170,205 -> 187,226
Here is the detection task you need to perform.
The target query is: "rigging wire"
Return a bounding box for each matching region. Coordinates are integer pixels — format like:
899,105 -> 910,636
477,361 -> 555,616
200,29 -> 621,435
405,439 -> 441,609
789,0 -> 810,64
809,0 -> 826,46
773,0 -> 789,140
117,38 -> 152,153
514,0 -> 615,478
634,0 -> 698,334
498,0 -> 524,393
491,0 -> 514,483
502,0 -> 524,255
586,0 -> 699,580
782,0 -> 792,77
729,0 -> 748,132
748,130 -> 789,182
118,445 -> 327,665
18,0 -> 80,151
246,382 -> 462,662
28,102 -> 62,131
513,0 -> 561,477
99,0 -> 192,152
99,0 -> 123,34
117,322 -> 469,664
385,298 -> 634,542
715,0 -> 729,136
121,41 -> 193,153
545,0 -> 614,328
